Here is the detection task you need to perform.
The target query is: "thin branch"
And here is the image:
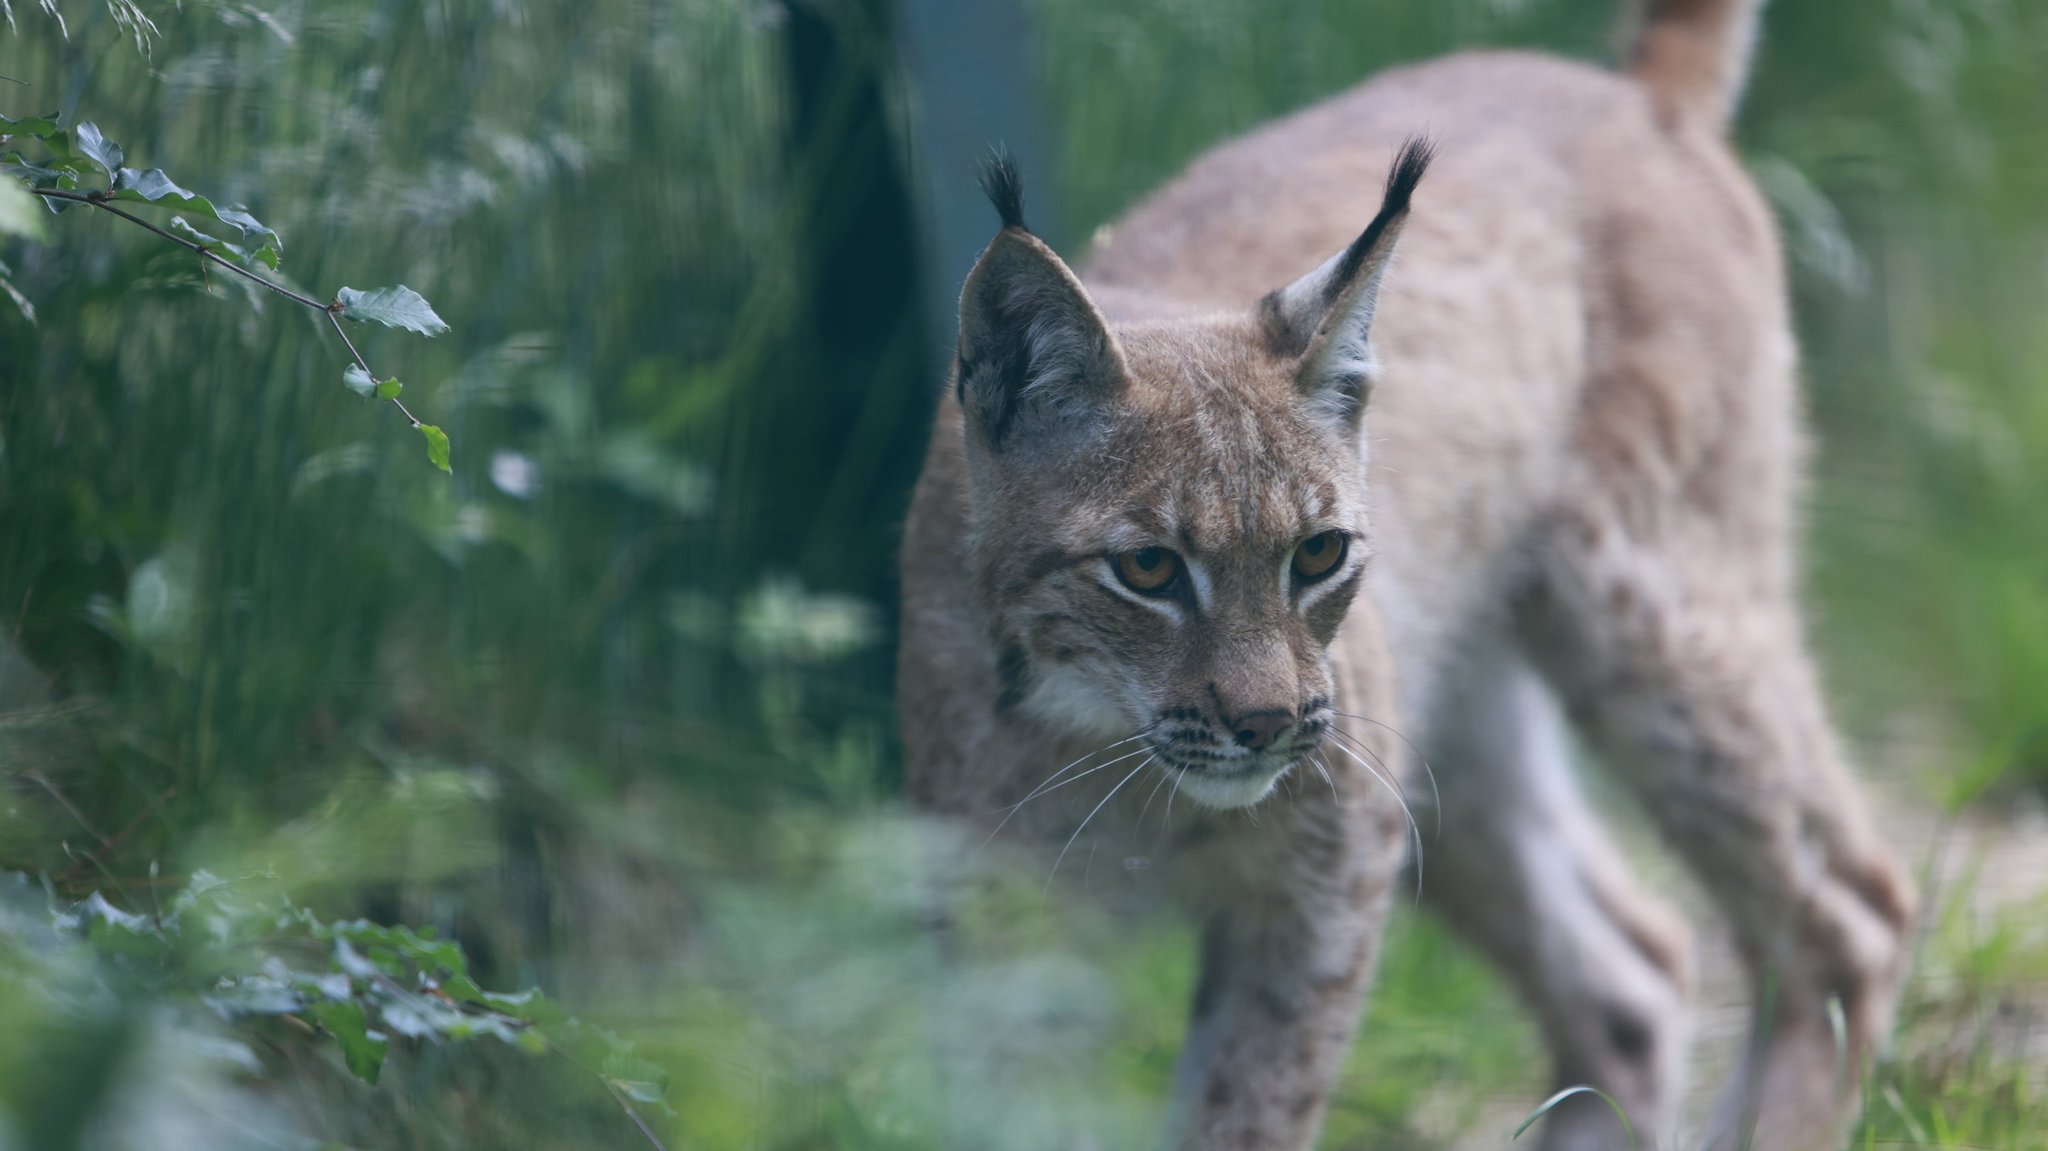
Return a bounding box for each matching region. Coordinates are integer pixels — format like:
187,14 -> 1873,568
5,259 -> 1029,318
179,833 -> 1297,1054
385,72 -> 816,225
547,1043 -> 673,1151
324,308 -> 422,426
26,184 -> 424,429
24,769 -> 112,851
52,785 -> 176,887
606,1085 -> 673,1151
27,187 -> 326,310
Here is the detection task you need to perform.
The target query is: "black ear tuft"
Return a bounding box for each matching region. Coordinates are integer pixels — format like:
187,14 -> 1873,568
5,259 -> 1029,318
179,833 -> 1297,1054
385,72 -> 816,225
978,146 -> 1028,232
1380,134 -> 1434,220
1321,134 -> 1434,307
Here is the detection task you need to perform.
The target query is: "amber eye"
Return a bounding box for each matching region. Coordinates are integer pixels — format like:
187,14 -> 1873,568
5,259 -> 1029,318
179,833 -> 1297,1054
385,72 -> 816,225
1113,547 -> 1182,596
1291,531 -> 1348,582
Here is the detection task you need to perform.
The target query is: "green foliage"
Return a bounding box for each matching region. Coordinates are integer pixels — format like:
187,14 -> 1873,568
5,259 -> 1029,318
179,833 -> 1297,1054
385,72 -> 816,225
417,423 -> 451,472
71,119 -> 123,181
0,111 -> 61,138
3,870 -> 675,1131
167,216 -> 272,270
1848,874 -> 2048,1150
336,285 -> 449,337
2,114 -> 445,467
0,178 -> 42,240
342,366 -> 403,403
341,363 -> 377,398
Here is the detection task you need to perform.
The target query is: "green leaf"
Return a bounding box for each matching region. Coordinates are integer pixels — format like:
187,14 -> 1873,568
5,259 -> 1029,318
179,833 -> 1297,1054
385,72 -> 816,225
2,151 -> 84,199
72,121 -> 124,183
113,175 -> 283,268
602,1048 -> 678,1117
112,166 -> 196,202
0,113 -> 61,139
418,424 -> 452,473
0,179 -> 46,241
376,378 -> 402,401
169,216 -> 255,266
342,364 -> 376,398
307,1000 -> 388,1085
336,285 -> 449,336
212,206 -> 282,267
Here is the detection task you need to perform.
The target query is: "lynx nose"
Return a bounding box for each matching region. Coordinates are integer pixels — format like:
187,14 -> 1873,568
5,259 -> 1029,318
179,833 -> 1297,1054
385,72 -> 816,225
1230,709 -> 1295,750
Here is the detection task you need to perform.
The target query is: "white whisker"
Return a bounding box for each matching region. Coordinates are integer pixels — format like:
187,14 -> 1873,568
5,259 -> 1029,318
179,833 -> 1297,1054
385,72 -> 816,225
981,737 -> 1148,848
1151,763 -> 1184,855
1007,734 -> 1145,811
1331,708 -> 1440,838
1046,755 -> 1155,894
1311,754 -> 1340,805
1324,732 -> 1423,907
1135,758 -> 1173,831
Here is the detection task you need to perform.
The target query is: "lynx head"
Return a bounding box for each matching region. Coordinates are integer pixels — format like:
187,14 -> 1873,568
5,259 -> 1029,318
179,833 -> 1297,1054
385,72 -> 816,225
952,139 -> 1431,810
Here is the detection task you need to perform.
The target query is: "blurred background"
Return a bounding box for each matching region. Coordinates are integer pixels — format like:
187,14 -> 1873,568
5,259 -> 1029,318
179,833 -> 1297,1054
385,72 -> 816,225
1,0 -> 2045,1147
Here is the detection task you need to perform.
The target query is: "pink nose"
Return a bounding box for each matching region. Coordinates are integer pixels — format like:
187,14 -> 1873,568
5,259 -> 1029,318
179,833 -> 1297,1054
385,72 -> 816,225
1231,709 -> 1295,750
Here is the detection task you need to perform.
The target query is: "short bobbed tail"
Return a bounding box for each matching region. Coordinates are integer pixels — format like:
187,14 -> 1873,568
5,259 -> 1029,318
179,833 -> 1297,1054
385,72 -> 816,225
1626,0 -> 1767,129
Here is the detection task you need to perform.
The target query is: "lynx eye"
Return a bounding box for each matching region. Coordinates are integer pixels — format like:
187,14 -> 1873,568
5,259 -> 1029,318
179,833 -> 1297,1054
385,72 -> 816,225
1113,547 -> 1182,596
1291,531 -> 1348,582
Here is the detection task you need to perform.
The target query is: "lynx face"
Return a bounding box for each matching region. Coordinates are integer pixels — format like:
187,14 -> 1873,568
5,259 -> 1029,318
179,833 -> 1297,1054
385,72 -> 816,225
972,323 -> 1371,808
951,143 -> 1429,809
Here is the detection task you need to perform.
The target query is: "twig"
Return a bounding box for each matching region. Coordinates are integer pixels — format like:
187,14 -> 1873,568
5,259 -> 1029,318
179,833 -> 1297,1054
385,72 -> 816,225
24,186 -> 419,429
606,1084 -> 672,1151
24,769 -> 112,851
53,785 -> 176,887
27,187 -> 325,309
547,1043 -> 673,1151
325,308 -> 422,427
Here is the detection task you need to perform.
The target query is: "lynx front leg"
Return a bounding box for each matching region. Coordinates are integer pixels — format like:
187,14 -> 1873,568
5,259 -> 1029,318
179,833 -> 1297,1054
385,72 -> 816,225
1168,794 -> 1401,1151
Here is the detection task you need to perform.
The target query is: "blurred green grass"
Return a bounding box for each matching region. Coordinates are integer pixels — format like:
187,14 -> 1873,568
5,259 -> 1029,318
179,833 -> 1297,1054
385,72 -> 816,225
2,0 -> 2045,1147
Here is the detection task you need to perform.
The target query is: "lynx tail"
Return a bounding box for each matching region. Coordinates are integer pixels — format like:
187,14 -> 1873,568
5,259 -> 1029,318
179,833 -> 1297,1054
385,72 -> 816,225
1626,0 -> 1767,128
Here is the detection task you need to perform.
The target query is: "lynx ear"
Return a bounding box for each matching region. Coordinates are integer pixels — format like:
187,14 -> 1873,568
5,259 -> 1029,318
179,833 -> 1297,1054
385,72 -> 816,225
1260,136 -> 1433,422
955,153 -> 1124,451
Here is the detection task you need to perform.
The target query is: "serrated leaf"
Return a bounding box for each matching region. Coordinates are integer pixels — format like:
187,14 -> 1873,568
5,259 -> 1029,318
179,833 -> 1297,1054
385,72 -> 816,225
0,113 -> 61,139
376,378 -> 402,400
72,121 -> 123,182
343,364 -> 376,398
418,424 -> 452,473
0,179 -> 47,241
336,285 -> 448,336
307,1000 -> 387,1085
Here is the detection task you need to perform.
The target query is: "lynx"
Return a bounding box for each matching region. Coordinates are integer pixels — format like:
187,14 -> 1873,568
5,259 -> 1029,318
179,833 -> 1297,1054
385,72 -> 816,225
896,1 -> 1914,1148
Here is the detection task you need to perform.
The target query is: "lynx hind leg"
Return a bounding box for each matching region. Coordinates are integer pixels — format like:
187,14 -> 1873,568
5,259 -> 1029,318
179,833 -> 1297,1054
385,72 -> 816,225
1523,502 -> 1915,1151
1421,634 -> 1691,1151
